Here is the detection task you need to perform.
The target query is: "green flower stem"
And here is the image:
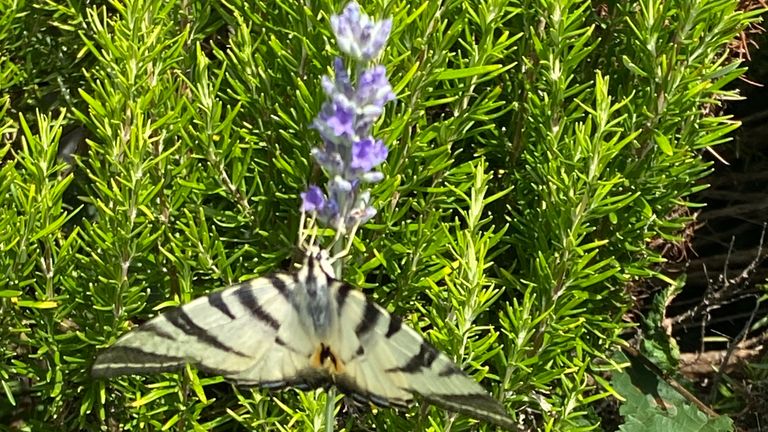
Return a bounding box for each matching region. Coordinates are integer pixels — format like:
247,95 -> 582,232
324,387 -> 336,432
324,241 -> 346,432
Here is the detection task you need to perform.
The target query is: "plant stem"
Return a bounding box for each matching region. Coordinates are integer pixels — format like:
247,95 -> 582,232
325,242 -> 344,432
324,387 -> 336,432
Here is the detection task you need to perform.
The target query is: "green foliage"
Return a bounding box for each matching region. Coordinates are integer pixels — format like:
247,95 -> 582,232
611,366 -> 733,432
642,279 -> 683,374
0,0 -> 763,431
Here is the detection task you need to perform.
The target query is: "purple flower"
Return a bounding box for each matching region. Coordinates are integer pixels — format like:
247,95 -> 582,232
353,66 -> 394,136
330,176 -> 353,194
321,198 -> 340,223
310,146 -> 344,175
350,138 -> 387,172
351,206 -> 377,226
314,97 -> 356,140
357,66 -> 395,109
323,60 -> 394,112
347,190 -> 377,226
360,171 -> 384,183
331,2 -> 392,62
301,185 -> 326,212
322,58 -> 353,98
318,60 -> 394,139
301,185 -> 342,227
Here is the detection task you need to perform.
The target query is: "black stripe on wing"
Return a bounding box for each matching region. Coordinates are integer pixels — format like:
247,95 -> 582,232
228,368 -> 331,391
336,374 -> 411,409
437,362 -> 464,377
235,285 -> 280,330
142,321 -> 177,341
266,274 -> 294,301
164,308 -> 250,357
92,345 -> 185,378
335,283 -> 353,311
92,345 -> 245,378
419,392 -> 517,430
385,314 -> 402,338
354,299 -> 380,338
207,291 -> 236,319
386,341 -> 439,373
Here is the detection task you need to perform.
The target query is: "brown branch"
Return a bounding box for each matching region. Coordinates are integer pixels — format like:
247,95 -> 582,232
670,224 -> 767,327
708,293 -> 762,402
706,169 -> 768,187
701,199 -> 768,219
699,190 -> 768,202
679,332 -> 768,378
696,222 -> 762,249
688,250 -> 758,279
673,301 -> 768,331
684,268 -> 768,288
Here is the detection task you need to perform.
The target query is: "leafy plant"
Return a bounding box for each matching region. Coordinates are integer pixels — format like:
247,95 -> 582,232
611,360 -> 733,432
0,0 -> 764,431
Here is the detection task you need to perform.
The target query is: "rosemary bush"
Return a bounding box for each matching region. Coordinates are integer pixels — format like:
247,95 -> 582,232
0,0 -> 762,431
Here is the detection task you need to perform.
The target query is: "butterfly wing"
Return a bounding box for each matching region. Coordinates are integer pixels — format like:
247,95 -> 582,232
92,272 -> 324,389
92,254 -> 515,429
329,283 -> 515,430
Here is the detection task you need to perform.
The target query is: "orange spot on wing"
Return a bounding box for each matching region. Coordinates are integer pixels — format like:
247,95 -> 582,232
310,343 -> 346,374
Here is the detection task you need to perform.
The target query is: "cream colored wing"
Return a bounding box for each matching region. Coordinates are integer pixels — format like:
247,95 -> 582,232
92,272 -> 322,389
329,283 -> 515,430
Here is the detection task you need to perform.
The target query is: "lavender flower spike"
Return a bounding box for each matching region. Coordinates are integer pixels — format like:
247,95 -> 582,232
331,2 -> 392,62
301,2 -> 394,234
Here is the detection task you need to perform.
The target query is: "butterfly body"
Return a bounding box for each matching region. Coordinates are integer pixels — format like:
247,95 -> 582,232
92,251 -> 515,429
295,254 -> 337,338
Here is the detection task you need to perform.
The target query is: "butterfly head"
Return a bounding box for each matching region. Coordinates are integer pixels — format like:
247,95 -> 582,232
303,246 -> 337,279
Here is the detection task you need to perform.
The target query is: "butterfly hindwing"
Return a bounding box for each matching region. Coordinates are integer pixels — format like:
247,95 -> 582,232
330,283 -> 515,429
92,272 -> 319,388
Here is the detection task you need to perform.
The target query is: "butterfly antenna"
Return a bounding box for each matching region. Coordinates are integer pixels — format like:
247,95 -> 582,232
299,211 -> 321,253
330,220 -> 360,262
297,210 -> 308,249
308,222 -> 319,252
327,222 -> 344,252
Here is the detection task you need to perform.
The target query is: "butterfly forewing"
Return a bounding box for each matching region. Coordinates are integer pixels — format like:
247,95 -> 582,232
92,272 -> 316,386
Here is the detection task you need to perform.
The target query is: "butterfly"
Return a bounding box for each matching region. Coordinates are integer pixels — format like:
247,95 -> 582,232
92,249 -> 515,429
